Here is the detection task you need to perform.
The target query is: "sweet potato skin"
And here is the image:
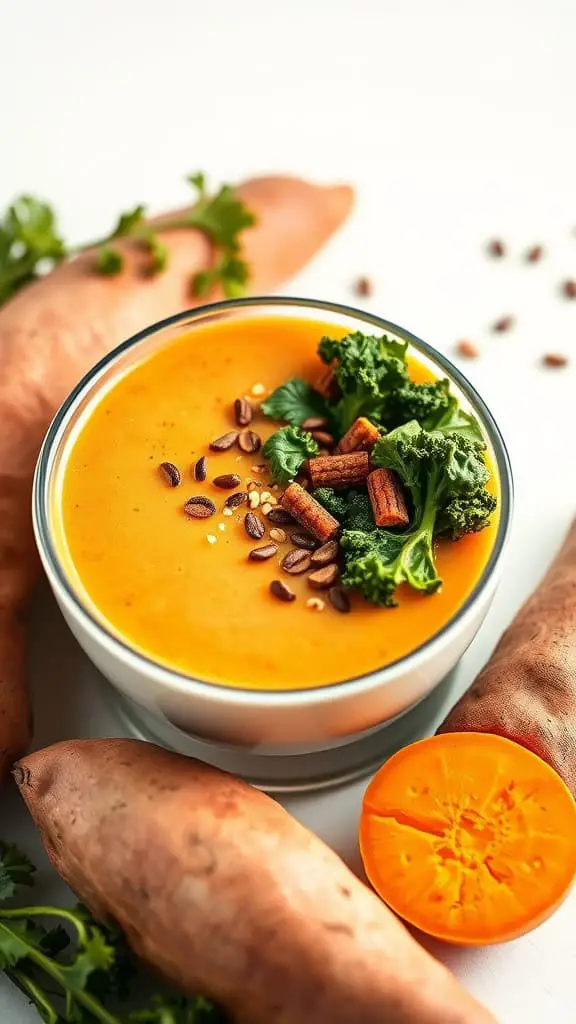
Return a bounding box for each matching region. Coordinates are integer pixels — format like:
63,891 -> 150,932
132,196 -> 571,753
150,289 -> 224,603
439,516 -> 576,794
15,739 -> 493,1024
0,176 -> 353,777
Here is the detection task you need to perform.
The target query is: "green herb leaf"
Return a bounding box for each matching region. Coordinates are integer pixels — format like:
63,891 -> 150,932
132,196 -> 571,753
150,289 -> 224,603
95,247 -> 124,276
260,377 -> 329,427
108,205 -> 146,240
187,182 -> 255,252
187,172 -> 207,197
262,426 -> 319,484
0,173 -> 255,308
63,928 -> 115,993
0,842 -> 225,1023
0,843 -> 35,901
0,195 -> 67,304
0,919 -> 33,968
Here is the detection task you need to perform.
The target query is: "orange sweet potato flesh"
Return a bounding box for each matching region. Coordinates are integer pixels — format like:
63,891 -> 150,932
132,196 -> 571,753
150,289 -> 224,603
0,176 -> 353,778
15,738 -> 493,1024
439,515 -> 576,794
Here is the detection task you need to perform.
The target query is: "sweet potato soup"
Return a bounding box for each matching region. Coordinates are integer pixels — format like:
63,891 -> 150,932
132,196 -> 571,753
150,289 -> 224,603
54,315 -> 500,690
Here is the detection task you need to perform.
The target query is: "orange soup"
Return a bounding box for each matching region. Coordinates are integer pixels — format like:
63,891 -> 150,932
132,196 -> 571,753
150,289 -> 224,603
54,315 -> 500,691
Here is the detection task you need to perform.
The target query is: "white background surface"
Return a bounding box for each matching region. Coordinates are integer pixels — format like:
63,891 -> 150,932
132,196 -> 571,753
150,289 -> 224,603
1,1 -> 576,1021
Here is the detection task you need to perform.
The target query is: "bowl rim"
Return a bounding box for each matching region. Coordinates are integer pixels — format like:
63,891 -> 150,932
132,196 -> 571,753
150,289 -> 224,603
33,295 -> 514,707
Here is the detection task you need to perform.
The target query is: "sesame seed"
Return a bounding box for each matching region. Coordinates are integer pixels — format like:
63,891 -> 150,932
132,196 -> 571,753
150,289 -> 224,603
306,598 -> 326,612
218,523 -> 226,531
251,383 -> 266,396
207,535 -> 217,544
223,507 -> 234,517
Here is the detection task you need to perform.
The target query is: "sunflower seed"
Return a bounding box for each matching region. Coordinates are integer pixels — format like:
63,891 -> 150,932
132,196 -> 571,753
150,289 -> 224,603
310,430 -> 335,448
290,530 -> 318,551
301,416 -> 329,431
234,397 -> 253,427
184,496 -> 216,519
238,430 -> 262,454
328,585 -> 351,613
248,543 -> 278,562
270,580 -> 296,602
159,462 -> 181,487
193,456 -> 207,482
224,491 -> 248,510
266,507 -> 296,525
281,549 -> 312,575
308,564 -> 340,589
244,512 -> 266,540
310,540 -> 340,566
213,473 -> 242,489
210,431 -> 239,452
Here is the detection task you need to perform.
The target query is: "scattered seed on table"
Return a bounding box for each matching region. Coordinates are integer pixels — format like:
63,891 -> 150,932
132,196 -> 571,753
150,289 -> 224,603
193,456 -> 207,482
213,473 -> 242,489
306,597 -> 326,612
159,462 -> 181,487
354,275 -> 373,297
493,315 -> 515,333
542,353 -> 568,368
456,340 -> 480,359
526,245 -> 544,263
270,579 -> 296,602
210,431 -> 239,452
487,239 -> 505,258
251,383 -> 266,396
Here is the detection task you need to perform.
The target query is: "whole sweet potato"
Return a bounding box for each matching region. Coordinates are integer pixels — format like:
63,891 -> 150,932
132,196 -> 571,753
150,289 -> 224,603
439,515 -> 576,794
15,738 -> 493,1024
0,175 -> 353,778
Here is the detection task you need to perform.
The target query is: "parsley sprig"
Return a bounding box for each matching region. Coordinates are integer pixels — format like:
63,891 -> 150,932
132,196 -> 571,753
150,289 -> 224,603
0,172 -> 255,308
0,841 -> 224,1023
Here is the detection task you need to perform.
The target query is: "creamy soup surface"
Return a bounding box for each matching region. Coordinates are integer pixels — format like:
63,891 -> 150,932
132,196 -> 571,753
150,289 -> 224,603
55,316 -> 500,691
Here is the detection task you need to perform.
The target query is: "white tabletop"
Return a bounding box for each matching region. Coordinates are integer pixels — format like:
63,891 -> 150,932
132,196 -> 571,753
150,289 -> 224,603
1,2 -> 576,1021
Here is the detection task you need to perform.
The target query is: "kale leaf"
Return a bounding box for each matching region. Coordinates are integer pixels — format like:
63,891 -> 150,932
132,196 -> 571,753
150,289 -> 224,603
340,421 -> 493,606
260,377 -> 329,427
317,331 -> 409,434
262,426 -> 319,484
